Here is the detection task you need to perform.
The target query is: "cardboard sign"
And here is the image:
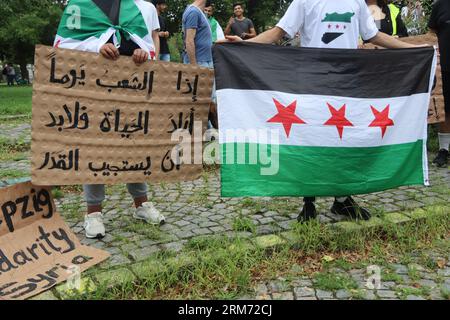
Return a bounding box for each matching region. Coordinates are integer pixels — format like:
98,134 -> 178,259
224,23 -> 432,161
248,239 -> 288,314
0,182 -> 109,300
362,34 -> 445,124
31,45 -> 214,186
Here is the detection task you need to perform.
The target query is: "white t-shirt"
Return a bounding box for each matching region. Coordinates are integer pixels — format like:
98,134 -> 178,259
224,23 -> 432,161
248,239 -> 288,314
276,0 -> 379,49
134,0 -> 160,57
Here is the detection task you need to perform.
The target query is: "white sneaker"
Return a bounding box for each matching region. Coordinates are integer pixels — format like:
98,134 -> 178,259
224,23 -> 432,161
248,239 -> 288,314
84,212 -> 106,239
133,202 -> 166,225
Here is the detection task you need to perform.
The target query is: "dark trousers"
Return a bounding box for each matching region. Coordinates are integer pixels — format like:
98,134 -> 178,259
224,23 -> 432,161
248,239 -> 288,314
7,75 -> 15,86
443,71 -> 449,114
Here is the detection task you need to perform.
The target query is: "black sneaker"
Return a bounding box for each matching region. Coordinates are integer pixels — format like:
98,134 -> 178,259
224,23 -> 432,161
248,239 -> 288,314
297,201 -> 317,223
432,149 -> 449,167
330,196 -> 371,221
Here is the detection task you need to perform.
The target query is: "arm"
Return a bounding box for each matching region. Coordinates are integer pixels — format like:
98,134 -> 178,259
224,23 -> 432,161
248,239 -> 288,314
152,29 -> 160,59
185,28 -> 197,65
245,27 -> 257,39
246,26 -> 286,44
224,17 -> 234,36
368,31 -> 419,48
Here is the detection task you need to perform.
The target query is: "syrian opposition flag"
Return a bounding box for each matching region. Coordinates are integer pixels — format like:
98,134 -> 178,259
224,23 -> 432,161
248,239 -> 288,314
54,0 -> 155,57
213,43 -> 437,197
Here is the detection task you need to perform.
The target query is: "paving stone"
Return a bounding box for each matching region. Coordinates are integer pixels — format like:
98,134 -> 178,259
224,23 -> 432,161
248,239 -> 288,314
406,295 -> 426,300
192,228 -> 212,235
376,290 -> 398,299
174,220 -> 190,227
199,221 -> 218,228
268,281 -> 290,293
316,289 -> 334,299
177,230 -> 195,239
159,241 -> 185,253
294,287 -> 315,298
272,292 -> 294,300
254,283 -> 269,295
296,296 -> 318,300
392,264 -> 409,274
336,289 -> 351,299
129,246 -> 160,261
437,268 -> 450,277
259,217 -> 275,224
292,279 -> 313,287
363,290 -> 377,300
415,279 -> 438,288
209,226 -> 226,233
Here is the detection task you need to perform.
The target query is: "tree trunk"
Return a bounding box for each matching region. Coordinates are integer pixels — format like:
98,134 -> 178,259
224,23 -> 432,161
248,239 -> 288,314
19,60 -> 29,83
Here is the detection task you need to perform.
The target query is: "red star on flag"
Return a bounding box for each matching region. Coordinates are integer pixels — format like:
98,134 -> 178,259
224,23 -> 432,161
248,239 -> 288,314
267,98 -> 306,138
369,105 -> 394,138
324,103 -> 353,139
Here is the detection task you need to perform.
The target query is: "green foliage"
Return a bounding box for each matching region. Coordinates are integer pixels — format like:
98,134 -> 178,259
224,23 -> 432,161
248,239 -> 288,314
163,0 -> 293,35
0,0 -> 64,78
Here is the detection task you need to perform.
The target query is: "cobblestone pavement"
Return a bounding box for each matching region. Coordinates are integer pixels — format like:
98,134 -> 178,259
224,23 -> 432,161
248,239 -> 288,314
248,247 -> 450,300
1,122 -> 449,300
0,122 -> 31,143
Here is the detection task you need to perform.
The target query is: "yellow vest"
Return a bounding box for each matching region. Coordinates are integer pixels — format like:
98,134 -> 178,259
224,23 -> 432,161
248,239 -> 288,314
388,3 -> 400,36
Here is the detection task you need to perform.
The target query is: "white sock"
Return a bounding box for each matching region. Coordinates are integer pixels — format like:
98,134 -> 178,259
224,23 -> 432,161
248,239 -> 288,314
438,133 -> 450,151
336,197 -> 347,203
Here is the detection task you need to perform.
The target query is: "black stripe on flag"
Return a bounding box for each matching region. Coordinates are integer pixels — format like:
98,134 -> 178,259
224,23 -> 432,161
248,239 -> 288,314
212,43 -> 434,98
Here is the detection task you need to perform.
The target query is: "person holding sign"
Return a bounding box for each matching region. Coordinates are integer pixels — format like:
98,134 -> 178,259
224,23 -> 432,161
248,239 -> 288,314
54,0 -> 165,239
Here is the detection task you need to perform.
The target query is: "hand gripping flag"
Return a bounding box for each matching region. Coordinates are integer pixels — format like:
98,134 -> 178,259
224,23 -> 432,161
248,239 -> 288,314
213,43 -> 437,197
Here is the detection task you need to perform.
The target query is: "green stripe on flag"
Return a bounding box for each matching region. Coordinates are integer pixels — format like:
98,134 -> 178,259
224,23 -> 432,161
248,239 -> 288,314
220,141 -> 425,197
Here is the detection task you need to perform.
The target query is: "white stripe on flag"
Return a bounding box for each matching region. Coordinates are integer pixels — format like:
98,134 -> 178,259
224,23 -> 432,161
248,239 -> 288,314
218,89 -> 429,148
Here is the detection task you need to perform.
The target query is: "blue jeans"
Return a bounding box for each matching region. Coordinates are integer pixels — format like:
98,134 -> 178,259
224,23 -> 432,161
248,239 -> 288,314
182,58 -> 216,103
83,183 -> 148,206
159,54 -> 171,62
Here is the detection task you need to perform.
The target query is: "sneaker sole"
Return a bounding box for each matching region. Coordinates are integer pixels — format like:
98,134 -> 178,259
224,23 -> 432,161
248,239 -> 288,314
85,232 -> 105,239
133,213 -> 166,226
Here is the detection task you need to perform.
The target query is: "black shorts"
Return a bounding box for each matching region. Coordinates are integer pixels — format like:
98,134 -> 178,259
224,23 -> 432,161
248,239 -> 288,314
443,71 -> 450,114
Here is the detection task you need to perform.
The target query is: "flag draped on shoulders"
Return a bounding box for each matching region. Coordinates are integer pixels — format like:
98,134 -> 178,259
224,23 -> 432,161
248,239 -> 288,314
208,17 -> 225,43
213,43 -> 437,197
54,0 -> 154,55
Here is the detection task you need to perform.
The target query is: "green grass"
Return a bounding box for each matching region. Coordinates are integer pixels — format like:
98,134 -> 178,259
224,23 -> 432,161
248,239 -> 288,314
232,216 -> 257,233
61,206 -> 449,300
0,136 -> 30,162
313,272 -> 358,291
382,269 -> 404,284
0,85 -> 32,115
0,168 -> 29,179
59,201 -> 84,221
396,286 -> 431,300
122,220 -> 164,241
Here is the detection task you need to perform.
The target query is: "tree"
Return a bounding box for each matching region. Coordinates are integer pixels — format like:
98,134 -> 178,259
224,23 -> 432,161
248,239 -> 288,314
0,0 -> 63,81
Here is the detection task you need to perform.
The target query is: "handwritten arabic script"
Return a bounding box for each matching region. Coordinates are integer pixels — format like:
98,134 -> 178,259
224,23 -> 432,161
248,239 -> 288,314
31,45 -> 213,185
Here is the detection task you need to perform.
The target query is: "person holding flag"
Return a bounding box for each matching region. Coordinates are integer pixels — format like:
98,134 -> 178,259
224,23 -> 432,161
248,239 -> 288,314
54,0 -> 165,239
221,0 -> 425,223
